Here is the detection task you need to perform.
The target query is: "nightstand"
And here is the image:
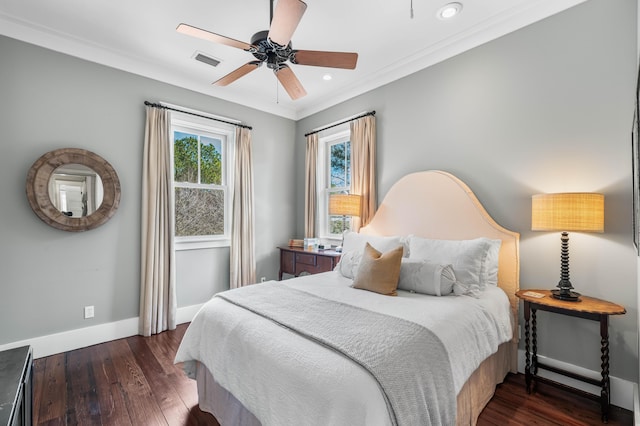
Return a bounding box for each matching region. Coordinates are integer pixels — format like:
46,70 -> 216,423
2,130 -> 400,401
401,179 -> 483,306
278,246 -> 341,280
515,289 -> 626,423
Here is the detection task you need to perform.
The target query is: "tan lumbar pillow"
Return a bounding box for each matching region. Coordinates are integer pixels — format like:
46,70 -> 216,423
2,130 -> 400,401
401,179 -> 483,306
352,242 -> 403,296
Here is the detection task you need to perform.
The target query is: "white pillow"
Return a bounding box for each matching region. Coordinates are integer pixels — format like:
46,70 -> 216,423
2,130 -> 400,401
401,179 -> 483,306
336,232 -> 409,279
484,239 -> 501,286
335,249 -> 363,279
408,236 -> 501,291
341,231 -> 409,256
397,259 -> 480,297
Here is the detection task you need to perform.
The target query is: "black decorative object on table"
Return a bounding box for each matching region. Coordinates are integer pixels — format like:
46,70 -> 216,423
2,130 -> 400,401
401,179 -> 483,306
552,231 -> 580,301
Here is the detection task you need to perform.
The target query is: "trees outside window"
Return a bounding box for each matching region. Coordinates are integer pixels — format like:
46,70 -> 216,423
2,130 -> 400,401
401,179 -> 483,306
328,139 -> 352,235
172,116 -> 234,249
318,129 -> 352,239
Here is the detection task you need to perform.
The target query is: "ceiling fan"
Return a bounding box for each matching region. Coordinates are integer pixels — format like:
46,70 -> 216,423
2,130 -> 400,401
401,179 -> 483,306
177,0 -> 358,100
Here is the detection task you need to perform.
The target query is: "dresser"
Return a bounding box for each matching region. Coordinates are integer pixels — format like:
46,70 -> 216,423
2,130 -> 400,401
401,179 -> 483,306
0,346 -> 33,426
278,246 -> 341,280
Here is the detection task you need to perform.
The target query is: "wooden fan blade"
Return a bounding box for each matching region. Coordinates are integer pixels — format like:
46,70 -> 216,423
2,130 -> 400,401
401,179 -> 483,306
214,62 -> 261,86
275,65 -> 307,100
177,23 -> 252,50
292,50 -> 358,69
267,0 -> 307,47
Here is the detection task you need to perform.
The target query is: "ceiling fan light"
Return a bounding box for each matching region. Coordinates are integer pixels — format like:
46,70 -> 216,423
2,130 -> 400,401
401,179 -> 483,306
437,2 -> 463,20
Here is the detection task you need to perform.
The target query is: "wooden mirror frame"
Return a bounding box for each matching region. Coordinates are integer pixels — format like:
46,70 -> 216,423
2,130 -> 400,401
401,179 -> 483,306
26,148 -> 121,232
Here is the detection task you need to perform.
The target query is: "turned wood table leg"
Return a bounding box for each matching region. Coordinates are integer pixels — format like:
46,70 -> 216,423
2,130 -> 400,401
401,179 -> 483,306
531,308 -> 538,392
524,301 -> 532,394
600,315 -> 610,423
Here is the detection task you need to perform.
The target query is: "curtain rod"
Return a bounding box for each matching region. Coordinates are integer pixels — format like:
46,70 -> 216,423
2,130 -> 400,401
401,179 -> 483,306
304,110 -> 376,137
144,101 -> 252,130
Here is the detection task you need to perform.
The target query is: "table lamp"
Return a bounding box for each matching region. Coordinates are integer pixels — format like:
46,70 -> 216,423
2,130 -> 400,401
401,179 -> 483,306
531,192 -> 604,301
329,193 -> 361,251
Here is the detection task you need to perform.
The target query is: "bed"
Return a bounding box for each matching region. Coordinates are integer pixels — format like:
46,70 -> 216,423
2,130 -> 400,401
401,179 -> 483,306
175,170 -> 520,426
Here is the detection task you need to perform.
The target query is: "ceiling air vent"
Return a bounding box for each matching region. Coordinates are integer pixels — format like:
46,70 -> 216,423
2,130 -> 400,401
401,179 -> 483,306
193,52 -> 221,67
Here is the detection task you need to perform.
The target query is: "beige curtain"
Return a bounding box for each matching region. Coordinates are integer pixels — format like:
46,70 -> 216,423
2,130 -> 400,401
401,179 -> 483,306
350,115 -> 377,231
304,133 -> 319,238
140,106 -> 176,336
230,127 -> 256,288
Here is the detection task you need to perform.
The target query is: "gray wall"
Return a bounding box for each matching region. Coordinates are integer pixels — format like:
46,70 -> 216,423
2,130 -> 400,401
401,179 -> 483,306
0,35 -> 296,344
0,0 -> 636,385
295,0 -> 638,381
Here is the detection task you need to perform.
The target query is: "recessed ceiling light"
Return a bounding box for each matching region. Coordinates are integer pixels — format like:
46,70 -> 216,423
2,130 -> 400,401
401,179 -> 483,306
323,74 -> 333,81
437,2 -> 463,20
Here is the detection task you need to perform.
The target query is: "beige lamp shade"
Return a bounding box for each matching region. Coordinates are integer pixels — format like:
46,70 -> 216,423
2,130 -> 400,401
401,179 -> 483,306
531,193 -> 604,232
329,194 -> 362,217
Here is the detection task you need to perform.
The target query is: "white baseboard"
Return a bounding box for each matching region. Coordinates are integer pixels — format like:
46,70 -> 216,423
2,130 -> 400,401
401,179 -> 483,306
176,303 -> 204,325
0,303 -> 203,359
634,383 -> 639,425
518,349 -> 635,411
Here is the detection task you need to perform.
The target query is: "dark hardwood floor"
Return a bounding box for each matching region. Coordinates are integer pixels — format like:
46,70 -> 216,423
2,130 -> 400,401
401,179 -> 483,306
478,375 -> 632,426
33,323 -> 633,425
33,324 -> 218,426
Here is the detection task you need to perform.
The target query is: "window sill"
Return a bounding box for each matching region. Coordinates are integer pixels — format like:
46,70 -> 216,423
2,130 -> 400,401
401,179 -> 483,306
175,239 -> 230,251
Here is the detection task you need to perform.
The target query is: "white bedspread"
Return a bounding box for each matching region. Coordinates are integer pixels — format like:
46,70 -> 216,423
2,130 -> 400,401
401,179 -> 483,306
175,271 -> 513,426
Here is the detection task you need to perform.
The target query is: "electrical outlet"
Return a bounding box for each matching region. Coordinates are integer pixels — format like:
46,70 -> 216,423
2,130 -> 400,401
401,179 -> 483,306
84,305 -> 95,319
260,277 -> 266,283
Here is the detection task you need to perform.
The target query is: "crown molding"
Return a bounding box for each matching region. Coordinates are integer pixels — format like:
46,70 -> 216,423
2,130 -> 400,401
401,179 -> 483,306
0,0 -> 587,121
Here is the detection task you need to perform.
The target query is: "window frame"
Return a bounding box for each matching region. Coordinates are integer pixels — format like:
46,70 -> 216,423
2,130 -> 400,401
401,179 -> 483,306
317,127 -> 352,241
170,113 -> 235,250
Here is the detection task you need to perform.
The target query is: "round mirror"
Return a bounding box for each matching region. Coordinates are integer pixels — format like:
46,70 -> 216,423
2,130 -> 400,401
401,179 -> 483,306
26,148 -> 121,232
49,164 -> 104,217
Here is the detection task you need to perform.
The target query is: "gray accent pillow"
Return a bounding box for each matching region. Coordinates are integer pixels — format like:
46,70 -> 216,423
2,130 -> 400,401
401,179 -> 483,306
398,258 -> 480,297
398,259 -> 456,296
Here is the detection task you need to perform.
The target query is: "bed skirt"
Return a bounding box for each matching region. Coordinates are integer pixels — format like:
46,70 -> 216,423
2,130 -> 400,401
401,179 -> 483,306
193,341 -> 511,426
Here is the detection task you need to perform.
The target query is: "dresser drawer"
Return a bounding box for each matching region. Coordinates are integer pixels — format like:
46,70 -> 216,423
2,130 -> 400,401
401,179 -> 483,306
295,253 -> 317,266
316,256 -> 334,271
280,250 -> 295,275
294,256 -> 334,275
278,247 -> 341,280
295,263 -> 318,275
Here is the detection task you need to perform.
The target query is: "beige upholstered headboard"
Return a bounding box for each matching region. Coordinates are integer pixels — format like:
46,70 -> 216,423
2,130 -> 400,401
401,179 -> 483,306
360,170 -> 520,371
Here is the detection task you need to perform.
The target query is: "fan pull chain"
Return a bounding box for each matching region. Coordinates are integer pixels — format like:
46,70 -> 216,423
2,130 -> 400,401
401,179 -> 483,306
410,0 -> 414,18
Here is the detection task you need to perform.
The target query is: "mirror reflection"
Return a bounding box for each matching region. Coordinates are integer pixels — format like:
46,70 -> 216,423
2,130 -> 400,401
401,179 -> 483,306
48,164 -> 103,217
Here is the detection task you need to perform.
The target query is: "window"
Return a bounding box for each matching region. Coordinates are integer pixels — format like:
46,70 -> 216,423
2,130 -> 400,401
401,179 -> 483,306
171,113 -> 235,249
318,128 -> 352,239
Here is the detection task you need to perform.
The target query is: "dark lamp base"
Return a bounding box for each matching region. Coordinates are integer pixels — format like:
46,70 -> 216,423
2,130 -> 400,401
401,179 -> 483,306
551,289 -> 581,302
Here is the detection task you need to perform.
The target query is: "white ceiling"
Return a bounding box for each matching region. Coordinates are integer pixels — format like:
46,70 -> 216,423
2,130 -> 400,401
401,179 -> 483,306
0,0 -> 587,120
